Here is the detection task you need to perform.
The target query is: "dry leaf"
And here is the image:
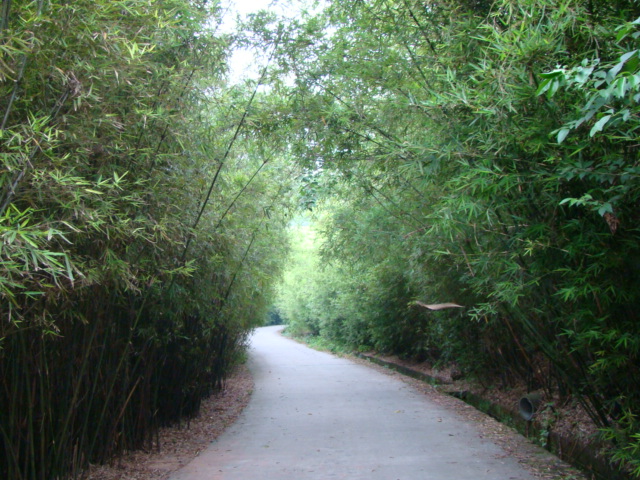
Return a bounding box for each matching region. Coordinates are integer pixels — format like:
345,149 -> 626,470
414,301 -> 464,310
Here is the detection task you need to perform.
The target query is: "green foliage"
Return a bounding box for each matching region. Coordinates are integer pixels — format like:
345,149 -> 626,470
275,221 -> 323,336
0,1 -> 296,479
537,10 -> 640,472
261,0 -> 640,475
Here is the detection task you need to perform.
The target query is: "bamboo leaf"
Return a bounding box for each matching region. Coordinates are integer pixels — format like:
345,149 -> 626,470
590,114 -> 612,137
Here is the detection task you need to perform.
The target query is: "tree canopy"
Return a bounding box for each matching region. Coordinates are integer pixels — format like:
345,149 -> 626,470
0,1 -> 297,478
266,0 -> 640,475
2,0 -> 640,478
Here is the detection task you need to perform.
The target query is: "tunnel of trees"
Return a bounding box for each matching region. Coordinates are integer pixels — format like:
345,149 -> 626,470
1,0 -> 640,478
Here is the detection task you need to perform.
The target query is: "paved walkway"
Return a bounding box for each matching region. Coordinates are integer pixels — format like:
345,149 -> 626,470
170,326 -> 537,480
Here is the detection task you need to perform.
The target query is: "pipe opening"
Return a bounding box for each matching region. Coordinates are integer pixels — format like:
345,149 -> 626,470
518,392 -> 542,421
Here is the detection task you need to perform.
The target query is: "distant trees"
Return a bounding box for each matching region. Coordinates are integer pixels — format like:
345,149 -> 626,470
0,1 -> 295,478
266,0 -> 640,475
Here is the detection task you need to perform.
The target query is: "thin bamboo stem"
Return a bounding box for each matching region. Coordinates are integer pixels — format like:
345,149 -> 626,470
1,55 -> 27,131
401,0 -> 439,56
1,0 -> 45,131
53,313 -> 103,473
178,30 -> 282,266
223,232 -> 257,302
87,291 -> 151,458
0,0 -> 11,33
214,159 -> 269,230
379,0 -> 435,94
221,177 -> 291,303
0,82 -> 74,216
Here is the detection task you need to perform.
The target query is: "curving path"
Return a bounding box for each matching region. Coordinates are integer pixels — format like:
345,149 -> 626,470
170,326 -> 537,480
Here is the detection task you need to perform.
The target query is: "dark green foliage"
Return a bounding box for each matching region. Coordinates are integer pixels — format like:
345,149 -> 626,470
268,0 -> 640,475
0,1 -> 294,479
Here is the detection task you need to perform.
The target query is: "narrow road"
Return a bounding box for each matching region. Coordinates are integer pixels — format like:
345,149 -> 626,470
170,326 -> 537,480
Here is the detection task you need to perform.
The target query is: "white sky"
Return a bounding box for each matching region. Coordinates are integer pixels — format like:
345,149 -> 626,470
219,0 -> 320,82
220,0 -> 283,19
219,0 -> 284,81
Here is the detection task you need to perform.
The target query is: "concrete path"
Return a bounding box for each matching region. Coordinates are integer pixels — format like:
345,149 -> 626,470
170,326 -> 537,480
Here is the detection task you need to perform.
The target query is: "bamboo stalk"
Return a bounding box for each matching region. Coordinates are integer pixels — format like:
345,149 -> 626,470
214,159 -> 269,230
18,333 -> 37,480
77,310 -> 109,462
0,345 -> 21,479
222,179 -> 291,304
53,314 -> 101,474
0,82 -> 75,216
223,232 -> 257,302
0,0 -> 11,33
38,334 -> 48,480
87,292 -> 151,459
1,0 -> 45,131
1,55 -> 27,131
178,29 -> 283,266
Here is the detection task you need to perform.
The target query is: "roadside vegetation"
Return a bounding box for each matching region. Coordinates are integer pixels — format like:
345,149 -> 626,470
269,0 -> 640,477
2,0 -> 640,478
0,1 -> 295,479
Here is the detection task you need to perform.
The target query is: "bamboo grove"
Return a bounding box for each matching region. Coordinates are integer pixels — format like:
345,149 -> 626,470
264,0 -> 640,475
3,0 -> 640,478
0,1 -> 297,479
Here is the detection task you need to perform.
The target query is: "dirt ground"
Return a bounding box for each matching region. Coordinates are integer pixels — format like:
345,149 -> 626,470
83,345 -> 591,480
